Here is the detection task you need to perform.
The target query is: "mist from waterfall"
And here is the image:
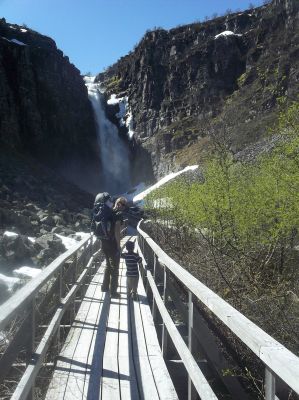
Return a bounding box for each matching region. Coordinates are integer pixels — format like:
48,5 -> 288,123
85,77 -> 131,195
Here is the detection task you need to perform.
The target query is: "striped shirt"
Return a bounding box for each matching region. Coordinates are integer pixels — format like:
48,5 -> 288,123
121,252 -> 142,277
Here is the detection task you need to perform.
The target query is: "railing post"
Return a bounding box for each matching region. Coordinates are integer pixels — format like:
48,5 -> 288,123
141,235 -> 145,256
162,265 -> 168,358
92,236 -> 98,275
188,290 -> 194,400
153,253 -> 157,280
31,297 -> 36,355
83,242 -> 87,273
139,234 -> 148,287
90,234 -> 93,259
57,267 -> 63,347
85,239 -> 93,290
152,254 -> 158,320
27,297 -> 36,400
70,252 -> 78,323
265,367 -> 276,400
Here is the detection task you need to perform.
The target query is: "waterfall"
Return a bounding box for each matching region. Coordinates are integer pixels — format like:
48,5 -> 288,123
85,76 -> 131,195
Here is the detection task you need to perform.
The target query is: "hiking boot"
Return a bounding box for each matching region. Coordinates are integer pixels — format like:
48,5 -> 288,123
132,293 -> 137,301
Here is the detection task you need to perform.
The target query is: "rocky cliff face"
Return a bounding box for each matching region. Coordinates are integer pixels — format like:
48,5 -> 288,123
97,0 -> 299,178
0,19 -> 100,191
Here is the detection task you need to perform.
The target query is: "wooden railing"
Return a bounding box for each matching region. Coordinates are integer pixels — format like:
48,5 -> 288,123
0,218 -> 128,400
137,221 -> 299,400
0,234 -> 99,400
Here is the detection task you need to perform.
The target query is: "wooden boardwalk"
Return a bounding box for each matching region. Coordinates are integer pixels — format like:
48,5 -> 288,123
2,230 -> 299,400
45,236 -> 178,400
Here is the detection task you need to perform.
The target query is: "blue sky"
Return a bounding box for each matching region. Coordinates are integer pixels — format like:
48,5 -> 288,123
1,0 -> 264,75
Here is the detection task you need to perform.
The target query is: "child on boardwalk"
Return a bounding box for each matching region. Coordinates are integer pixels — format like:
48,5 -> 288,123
121,241 -> 142,300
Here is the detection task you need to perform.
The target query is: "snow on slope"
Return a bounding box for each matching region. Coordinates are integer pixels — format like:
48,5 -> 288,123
132,165 -> 198,204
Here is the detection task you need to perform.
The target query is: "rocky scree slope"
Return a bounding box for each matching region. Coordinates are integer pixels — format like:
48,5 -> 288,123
0,150 -> 94,304
0,19 -> 100,191
97,0 -> 299,178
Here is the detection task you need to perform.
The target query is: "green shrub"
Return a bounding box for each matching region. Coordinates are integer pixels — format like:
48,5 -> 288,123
145,101 -> 299,266
106,76 -> 122,91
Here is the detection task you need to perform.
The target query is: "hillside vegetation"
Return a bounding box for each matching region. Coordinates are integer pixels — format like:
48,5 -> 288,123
145,101 -> 299,358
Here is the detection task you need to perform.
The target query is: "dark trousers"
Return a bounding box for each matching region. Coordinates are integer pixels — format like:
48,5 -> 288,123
101,239 -> 120,294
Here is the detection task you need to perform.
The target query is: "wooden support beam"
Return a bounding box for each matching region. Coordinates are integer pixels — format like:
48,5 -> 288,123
147,271 -> 218,400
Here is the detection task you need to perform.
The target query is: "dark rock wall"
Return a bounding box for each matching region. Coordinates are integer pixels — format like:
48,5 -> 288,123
0,19 -> 100,191
97,0 -> 299,178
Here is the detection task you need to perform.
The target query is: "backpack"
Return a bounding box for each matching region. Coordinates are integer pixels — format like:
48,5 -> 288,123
91,192 -> 113,239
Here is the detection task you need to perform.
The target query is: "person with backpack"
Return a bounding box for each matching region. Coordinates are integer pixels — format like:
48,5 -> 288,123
91,193 -> 127,298
120,240 -> 142,300
91,192 -> 114,240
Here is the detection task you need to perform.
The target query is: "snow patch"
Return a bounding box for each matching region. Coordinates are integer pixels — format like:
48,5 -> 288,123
4,232 -> 36,243
55,234 -> 78,250
20,28 -> 27,33
107,94 -> 135,139
1,37 -> 27,46
10,39 -> 27,46
55,233 -> 90,250
107,94 -> 120,105
74,232 -> 90,240
13,266 -> 41,279
215,31 -> 242,39
4,231 -> 18,237
133,165 -> 199,203
0,274 -> 20,292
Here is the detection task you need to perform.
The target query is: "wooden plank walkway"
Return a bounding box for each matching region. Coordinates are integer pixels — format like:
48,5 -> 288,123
46,236 -> 178,400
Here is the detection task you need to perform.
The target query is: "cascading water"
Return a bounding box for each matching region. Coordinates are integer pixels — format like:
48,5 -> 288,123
84,76 -> 131,195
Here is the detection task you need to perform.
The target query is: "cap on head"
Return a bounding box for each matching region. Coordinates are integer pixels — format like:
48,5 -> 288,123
94,192 -> 111,205
126,241 -> 134,251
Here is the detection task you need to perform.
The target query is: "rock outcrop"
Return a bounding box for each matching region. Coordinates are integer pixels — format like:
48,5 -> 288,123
0,18 -> 100,191
97,0 -> 299,178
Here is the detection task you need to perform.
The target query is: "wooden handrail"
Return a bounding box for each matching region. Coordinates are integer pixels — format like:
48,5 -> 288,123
11,254 -> 99,400
0,235 -> 92,331
0,234 -> 98,399
137,221 -> 299,396
0,222 -> 129,398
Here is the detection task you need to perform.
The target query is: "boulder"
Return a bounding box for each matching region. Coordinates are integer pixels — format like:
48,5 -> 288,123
25,203 -> 38,212
40,215 -> 55,226
53,215 -> 64,226
51,226 -> 63,234
0,208 -> 33,234
1,233 -> 31,262
34,233 -> 66,266
35,233 -> 66,253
